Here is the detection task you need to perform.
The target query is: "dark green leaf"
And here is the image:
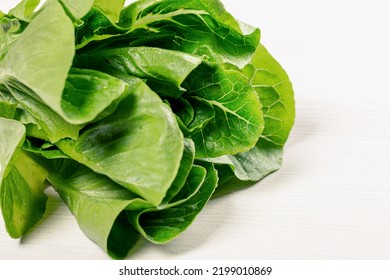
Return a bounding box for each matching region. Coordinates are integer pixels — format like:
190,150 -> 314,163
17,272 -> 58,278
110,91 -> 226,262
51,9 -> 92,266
161,139 -> 195,205
77,0 -> 259,68
184,63 -> 264,158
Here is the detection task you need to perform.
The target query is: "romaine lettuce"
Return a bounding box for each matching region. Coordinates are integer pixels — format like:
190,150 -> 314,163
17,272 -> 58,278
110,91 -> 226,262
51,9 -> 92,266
0,0 -> 295,259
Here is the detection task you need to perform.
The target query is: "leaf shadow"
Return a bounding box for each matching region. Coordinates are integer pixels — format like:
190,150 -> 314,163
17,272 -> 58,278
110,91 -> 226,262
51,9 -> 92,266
128,199 -> 232,259
19,187 -> 64,244
212,178 -> 257,199
284,99 -> 319,149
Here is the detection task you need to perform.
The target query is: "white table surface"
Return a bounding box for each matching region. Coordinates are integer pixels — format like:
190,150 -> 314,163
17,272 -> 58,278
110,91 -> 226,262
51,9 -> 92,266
1,0 -> 390,260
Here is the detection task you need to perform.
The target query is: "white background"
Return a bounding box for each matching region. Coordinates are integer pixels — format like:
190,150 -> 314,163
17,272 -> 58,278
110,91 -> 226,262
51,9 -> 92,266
1,0 -> 390,260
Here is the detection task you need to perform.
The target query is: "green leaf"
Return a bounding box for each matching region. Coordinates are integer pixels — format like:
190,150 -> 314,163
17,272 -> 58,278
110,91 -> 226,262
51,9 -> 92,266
185,97 -> 215,133
0,0 -> 75,121
75,7 -> 127,48
8,0 -> 40,22
5,79 -> 81,142
169,97 -> 195,127
206,44 -> 295,181
107,212 -> 140,259
128,162 -> 218,244
23,138 -> 69,159
1,1 -> 124,126
184,63 -> 264,158
0,118 -> 25,180
161,138 -> 195,205
243,44 -> 295,147
40,143 -> 202,258
82,47 -> 202,98
213,163 -> 235,186
61,68 -> 129,124
168,165 -> 206,205
93,0 -> 125,23
123,0 -> 260,67
0,90 -> 17,119
206,142 -> 283,181
58,0 -> 94,21
0,101 -> 17,119
182,0 -> 243,32
1,152 -> 48,238
0,118 -> 48,238
57,78 -> 184,206
0,17 -> 22,61
42,158 -> 146,259
171,97 -> 216,135
77,0 -> 260,68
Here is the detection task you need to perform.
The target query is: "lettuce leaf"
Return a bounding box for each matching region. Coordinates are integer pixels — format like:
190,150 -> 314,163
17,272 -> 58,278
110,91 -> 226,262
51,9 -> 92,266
57,77 -> 184,206
0,118 -> 47,238
205,44 -> 295,181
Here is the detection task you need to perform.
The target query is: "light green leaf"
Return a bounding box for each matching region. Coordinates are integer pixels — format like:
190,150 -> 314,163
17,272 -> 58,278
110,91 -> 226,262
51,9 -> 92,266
243,44 -> 295,147
167,164 -> 206,205
0,0 -> 74,121
0,17 -> 22,61
57,78 -> 184,206
8,0 -> 40,22
0,118 -> 25,180
120,0 -> 240,29
93,0 -> 125,23
58,0 -> 94,21
0,118 -> 48,238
